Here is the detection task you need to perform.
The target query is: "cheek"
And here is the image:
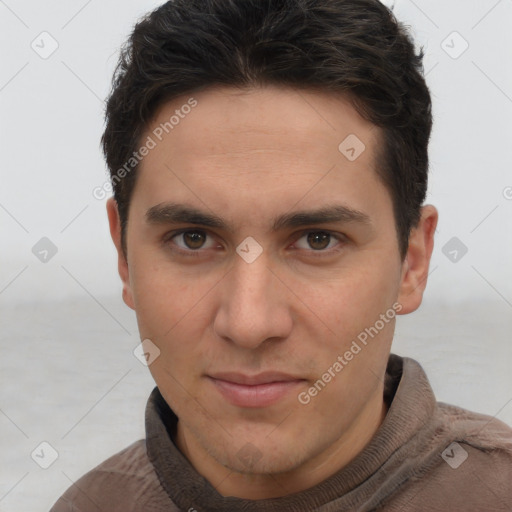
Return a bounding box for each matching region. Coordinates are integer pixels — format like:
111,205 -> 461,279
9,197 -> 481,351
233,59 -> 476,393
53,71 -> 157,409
131,268 -> 208,409
315,262 -> 400,340
300,267 -> 399,415
129,256 -> 199,333
129,260 -> 215,371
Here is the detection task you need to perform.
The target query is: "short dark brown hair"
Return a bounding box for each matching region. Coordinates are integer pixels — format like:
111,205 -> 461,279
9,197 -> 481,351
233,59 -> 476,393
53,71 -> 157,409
102,0 -> 432,259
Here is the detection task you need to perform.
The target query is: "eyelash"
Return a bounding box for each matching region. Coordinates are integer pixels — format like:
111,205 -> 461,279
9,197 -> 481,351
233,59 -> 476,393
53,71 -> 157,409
162,229 -> 346,259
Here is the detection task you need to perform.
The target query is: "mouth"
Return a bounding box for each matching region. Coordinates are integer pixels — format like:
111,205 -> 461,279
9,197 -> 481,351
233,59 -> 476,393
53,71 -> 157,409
206,372 -> 307,408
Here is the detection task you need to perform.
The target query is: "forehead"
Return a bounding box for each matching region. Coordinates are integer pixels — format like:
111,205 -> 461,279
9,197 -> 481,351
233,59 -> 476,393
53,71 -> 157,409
143,85 -> 379,168
132,85 -> 390,226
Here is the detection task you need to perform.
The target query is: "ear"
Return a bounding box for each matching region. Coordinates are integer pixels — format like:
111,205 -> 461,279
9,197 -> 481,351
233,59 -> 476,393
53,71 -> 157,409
106,197 -> 135,310
397,205 -> 438,314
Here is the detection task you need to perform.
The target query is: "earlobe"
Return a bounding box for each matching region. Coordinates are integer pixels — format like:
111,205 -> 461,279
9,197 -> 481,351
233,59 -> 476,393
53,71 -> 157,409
106,197 -> 135,310
397,205 -> 438,314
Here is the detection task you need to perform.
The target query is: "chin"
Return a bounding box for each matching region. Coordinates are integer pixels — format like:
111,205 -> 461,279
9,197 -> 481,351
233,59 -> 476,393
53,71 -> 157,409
210,433 -> 313,476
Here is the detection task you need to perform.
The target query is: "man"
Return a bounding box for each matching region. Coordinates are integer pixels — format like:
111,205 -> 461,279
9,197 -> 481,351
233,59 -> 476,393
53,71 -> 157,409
51,0 -> 512,510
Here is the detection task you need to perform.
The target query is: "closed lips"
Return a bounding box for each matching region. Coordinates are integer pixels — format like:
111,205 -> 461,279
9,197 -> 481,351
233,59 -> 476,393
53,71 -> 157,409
207,372 -> 306,408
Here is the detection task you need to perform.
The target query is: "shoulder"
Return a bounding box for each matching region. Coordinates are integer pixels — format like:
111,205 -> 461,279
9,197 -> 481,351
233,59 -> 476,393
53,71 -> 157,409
49,439 -> 177,512
437,401 -> 512,457
399,403 -> 512,511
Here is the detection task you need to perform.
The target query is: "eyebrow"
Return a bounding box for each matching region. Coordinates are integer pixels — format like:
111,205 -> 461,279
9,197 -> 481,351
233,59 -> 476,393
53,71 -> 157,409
145,202 -> 372,232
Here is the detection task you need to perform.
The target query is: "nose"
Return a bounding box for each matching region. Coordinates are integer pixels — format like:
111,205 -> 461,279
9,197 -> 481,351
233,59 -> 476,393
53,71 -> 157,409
213,252 -> 293,350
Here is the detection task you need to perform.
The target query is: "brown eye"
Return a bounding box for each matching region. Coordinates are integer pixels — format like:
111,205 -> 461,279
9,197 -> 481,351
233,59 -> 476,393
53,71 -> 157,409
164,229 -> 219,258
293,231 -> 345,255
181,231 -> 207,249
307,232 -> 331,250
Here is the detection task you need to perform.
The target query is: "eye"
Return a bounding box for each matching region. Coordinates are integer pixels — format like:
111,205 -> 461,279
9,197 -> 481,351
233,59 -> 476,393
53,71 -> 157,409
166,230 -> 217,252
293,231 -> 344,253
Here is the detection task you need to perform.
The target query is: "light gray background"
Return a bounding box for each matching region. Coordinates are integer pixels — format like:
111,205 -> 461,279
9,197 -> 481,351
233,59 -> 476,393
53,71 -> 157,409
1,0 -> 511,510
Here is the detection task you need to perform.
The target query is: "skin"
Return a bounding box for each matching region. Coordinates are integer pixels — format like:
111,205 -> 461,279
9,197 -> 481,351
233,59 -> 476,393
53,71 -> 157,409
107,85 -> 438,499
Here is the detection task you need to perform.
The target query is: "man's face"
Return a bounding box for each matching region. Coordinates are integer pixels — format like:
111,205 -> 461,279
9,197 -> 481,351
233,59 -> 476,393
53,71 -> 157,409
110,85 -> 422,485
